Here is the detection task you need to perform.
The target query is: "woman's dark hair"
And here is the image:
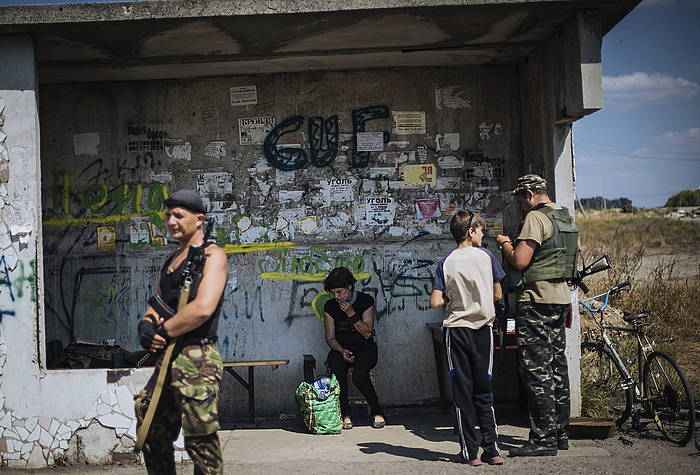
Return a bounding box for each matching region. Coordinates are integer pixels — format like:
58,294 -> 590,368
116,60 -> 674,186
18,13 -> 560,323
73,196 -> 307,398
324,267 -> 356,291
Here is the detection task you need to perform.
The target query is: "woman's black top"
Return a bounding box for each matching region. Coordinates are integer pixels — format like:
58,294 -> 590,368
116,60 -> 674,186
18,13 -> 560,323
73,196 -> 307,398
324,290 -> 375,350
159,247 -> 223,339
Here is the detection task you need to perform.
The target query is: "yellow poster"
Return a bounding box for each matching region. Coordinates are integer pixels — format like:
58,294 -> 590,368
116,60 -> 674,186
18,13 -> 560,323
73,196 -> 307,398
96,226 -> 116,252
403,164 -> 436,187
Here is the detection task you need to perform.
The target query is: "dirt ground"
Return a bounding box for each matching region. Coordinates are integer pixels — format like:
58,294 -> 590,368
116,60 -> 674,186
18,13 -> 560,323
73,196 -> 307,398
11,408 -> 700,474
638,252 -> 700,279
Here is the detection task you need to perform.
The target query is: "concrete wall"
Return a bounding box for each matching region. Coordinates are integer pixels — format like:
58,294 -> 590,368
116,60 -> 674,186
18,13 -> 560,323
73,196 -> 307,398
39,64 -> 518,399
2,64 -> 520,468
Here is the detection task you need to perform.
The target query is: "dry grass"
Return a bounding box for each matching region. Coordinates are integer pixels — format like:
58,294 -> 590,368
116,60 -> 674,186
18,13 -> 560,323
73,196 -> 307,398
577,211 -> 700,412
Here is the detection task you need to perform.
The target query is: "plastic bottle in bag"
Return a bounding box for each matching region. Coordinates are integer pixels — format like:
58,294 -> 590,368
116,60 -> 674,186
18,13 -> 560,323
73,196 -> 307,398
313,376 -> 331,400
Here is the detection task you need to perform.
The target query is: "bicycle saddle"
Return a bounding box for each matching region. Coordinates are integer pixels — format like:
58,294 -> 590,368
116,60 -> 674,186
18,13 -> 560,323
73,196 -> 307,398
623,310 -> 652,322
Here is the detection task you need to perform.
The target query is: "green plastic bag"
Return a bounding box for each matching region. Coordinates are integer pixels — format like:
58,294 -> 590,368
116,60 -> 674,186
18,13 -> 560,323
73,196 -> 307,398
295,374 -> 341,435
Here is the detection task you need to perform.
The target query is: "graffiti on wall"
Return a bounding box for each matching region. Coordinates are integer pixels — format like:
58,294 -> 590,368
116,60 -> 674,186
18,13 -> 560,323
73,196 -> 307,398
263,105 -> 390,171
272,247 -> 436,325
263,115 -> 339,171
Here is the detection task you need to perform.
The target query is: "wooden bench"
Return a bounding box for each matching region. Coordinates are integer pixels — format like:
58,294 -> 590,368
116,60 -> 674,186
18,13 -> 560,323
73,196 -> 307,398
223,360 -> 289,426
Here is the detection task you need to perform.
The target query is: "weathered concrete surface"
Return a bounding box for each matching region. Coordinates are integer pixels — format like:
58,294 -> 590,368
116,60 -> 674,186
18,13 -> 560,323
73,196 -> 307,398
0,0 -> 640,83
9,409 -> 700,474
0,0 -> 638,25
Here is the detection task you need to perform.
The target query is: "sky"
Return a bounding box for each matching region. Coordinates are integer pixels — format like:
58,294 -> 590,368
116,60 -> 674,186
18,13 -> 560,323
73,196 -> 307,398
1,0 -> 699,207
574,0 -> 700,207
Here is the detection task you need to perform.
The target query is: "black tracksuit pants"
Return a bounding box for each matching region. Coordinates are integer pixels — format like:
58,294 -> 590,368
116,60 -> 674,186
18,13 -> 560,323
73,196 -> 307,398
444,325 -> 501,460
327,343 -> 383,418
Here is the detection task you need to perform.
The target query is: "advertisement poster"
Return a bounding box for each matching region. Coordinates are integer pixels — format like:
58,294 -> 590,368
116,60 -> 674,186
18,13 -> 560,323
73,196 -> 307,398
365,195 -> 396,225
201,105 -> 219,128
321,177 -> 356,203
130,217 -> 150,244
356,132 -> 384,152
96,226 -> 116,252
414,199 -> 442,219
392,111 -> 426,135
149,223 -> 166,247
230,85 -> 258,106
437,155 -> 464,169
197,172 -> 233,194
484,220 -> 504,236
298,216 -> 319,234
403,164 -> 437,187
164,139 -> 192,161
435,85 -> 471,111
239,116 -> 275,145
204,140 -> 227,158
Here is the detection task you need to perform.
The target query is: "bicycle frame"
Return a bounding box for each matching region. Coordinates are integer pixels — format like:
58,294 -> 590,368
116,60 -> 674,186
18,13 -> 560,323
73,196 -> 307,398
580,288 -> 654,401
580,281 -> 695,444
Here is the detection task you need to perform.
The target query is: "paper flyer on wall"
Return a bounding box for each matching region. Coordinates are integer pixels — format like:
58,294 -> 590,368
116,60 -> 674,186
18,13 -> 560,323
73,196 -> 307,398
403,164 -> 437,187
356,132 -> 384,152
239,116 -> 275,145
129,217 -> 150,244
196,172 -> 233,194
321,177 -> 356,203
230,85 -> 258,106
414,199 -> 442,219
298,216 -> 319,234
204,141 -> 227,158
365,195 -> 396,225
392,111 -> 426,135
96,226 -> 116,252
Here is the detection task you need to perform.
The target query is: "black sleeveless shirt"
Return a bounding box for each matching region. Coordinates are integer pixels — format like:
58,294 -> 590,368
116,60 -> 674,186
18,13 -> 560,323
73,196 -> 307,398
324,290 -> 375,350
159,246 -> 224,339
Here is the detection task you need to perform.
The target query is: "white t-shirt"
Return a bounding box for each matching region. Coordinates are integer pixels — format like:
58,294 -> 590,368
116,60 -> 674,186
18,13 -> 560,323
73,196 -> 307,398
433,247 -> 500,329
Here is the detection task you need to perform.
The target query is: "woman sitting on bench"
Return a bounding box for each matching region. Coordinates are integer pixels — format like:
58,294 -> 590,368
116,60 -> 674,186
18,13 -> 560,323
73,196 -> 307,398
323,267 -> 385,430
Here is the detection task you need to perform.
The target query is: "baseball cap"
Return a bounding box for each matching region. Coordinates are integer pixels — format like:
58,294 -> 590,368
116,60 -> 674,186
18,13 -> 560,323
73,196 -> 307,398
512,174 -> 547,194
164,190 -> 206,214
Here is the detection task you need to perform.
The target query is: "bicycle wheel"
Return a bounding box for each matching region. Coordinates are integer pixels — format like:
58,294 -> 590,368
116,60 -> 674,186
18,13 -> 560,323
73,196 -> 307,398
643,351 -> 696,445
580,341 -> 632,426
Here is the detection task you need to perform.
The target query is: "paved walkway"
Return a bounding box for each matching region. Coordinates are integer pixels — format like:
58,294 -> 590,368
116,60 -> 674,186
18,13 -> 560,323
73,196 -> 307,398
15,408 -> 700,474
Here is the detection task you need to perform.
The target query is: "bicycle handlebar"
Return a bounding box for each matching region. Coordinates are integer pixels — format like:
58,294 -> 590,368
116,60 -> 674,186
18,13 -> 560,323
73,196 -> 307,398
609,281 -> 631,295
579,281 -> 631,313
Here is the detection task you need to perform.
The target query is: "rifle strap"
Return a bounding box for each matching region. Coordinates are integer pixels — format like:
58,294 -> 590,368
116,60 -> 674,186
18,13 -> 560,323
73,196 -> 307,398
134,280 -> 192,453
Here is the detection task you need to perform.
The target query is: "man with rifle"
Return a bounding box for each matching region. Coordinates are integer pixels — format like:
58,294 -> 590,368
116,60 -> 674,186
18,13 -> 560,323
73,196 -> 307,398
134,190 -> 228,474
496,174 -> 579,457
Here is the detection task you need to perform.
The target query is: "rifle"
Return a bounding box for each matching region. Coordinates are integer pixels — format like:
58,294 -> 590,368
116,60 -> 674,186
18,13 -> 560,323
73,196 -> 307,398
135,218 -> 214,453
571,254 -> 612,294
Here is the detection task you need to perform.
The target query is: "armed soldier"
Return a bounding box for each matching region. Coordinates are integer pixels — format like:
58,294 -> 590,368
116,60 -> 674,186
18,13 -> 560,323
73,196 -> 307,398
134,190 -> 228,474
496,174 -> 579,457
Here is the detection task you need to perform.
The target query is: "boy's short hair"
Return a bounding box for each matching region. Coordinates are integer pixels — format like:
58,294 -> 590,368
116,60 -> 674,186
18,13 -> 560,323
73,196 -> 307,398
450,210 -> 484,244
324,267 -> 357,291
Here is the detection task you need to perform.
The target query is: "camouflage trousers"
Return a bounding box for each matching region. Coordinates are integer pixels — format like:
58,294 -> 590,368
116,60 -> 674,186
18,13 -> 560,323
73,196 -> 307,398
135,341 -> 224,475
516,302 -> 570,447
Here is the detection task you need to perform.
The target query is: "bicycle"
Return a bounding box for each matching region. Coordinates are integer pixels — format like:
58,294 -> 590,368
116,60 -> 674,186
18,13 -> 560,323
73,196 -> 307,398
579,280 -> 696,445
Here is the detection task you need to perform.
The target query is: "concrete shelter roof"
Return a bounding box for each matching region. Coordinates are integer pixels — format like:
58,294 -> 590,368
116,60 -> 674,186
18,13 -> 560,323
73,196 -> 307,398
0,0 -> 640,83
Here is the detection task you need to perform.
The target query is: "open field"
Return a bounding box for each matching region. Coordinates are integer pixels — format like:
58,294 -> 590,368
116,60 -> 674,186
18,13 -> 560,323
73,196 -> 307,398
576,210 -> 700,410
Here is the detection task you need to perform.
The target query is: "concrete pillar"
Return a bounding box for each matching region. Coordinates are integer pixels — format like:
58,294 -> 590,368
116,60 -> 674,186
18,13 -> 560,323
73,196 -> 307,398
553,124 -> 580,416
0,35 -> 45,468
558,11 -> 603,123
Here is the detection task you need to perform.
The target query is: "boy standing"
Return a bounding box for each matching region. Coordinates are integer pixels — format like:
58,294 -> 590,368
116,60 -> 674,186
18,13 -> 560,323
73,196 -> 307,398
430,210 -> 505,466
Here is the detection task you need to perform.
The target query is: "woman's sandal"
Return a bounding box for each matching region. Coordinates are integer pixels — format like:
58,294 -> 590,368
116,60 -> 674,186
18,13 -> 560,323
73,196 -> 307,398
342,421 -> 353,430
371,418 -> 385,429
